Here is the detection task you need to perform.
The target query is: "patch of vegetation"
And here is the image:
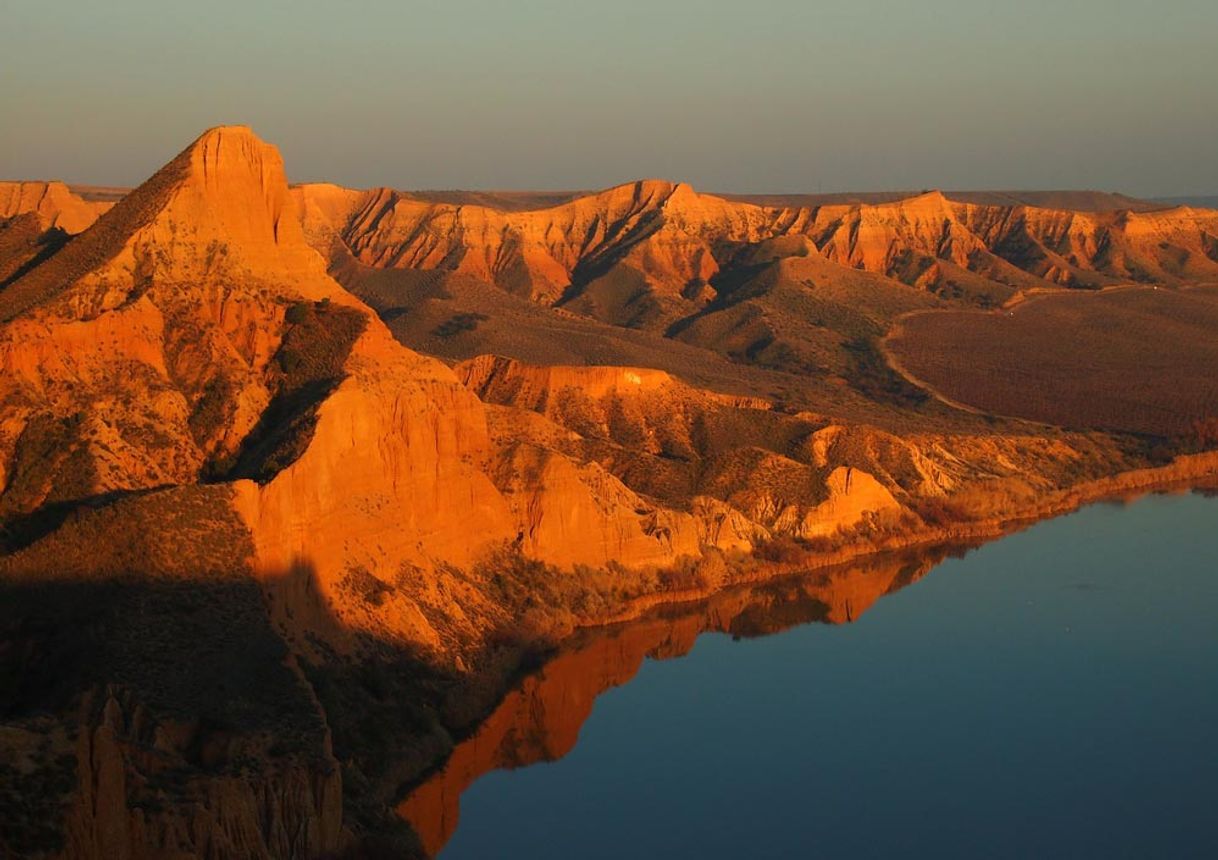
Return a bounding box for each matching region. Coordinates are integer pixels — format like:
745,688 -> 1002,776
1191,417 -> 1218,450
0,748 -> 78,857
188,375 -> 238,453
842,336 -> 930,409
224,300 -> 367,482
0,215 -> 70,289
432,311 -> 487,338
888,289 -> 1218,437
339,566 -> 393,607
0,484 -> 338,853
888,249 -> 936,287
0,414 -> 99,552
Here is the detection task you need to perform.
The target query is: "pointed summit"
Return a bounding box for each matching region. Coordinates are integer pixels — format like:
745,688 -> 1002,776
0,126 -> 329,321
128,125 -> 316,275
171,126 -> 305,248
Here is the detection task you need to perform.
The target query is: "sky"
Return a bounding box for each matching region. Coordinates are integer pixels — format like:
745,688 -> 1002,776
2,0 -> 1216,196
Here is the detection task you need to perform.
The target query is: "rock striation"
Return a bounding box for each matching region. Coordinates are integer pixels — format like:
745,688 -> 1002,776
295,181 -> 1218,330
3,126 -> 1217,858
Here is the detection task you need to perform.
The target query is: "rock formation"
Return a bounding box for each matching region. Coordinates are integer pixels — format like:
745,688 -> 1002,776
294,180 -> 1218,330
2,126 -> 1216,857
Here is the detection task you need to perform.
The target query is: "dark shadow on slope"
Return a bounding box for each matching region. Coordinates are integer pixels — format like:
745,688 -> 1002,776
220,299 -> 367,482
0,484 -> 343,858
0,215 -> 71,290
664,259 -> 772,338
0,471 -> 976,858
0,486 -> 172,556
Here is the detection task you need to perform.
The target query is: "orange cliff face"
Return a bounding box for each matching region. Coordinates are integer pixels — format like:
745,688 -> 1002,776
0,181 -> 114,235
294,180 -> 1218,326
4,126 -> 887,661
0,126 -> 348,519
0,128 -> 688,656
0,125 -> 1193,665
4,126 -> 1216,859
292,179 -> 796,322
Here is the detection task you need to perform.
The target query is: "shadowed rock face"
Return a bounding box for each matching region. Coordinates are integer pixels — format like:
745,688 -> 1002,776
2,125 -> 1217,857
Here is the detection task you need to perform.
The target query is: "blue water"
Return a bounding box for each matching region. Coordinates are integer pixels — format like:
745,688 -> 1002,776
441,493 -> 1218,859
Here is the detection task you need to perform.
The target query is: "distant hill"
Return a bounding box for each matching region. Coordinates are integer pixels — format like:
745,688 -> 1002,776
6,126 -> 1218,859
76,185 -> 1182,213
1153,195 -> 1218,210
722,189 -> 1160,212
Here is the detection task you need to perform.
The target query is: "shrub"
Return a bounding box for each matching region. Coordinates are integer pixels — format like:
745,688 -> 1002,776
1191,417 -> 1218,450
284,301 -> 313,325
432,312 -> 487,338
224,302 -> 367,482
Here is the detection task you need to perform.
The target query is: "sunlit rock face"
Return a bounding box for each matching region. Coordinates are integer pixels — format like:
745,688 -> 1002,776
295,180 -> 1218,324
0,127 -> 762,655
0,181 -> 113,235
0,124 -> 1198,668
3,124 -> 1217,858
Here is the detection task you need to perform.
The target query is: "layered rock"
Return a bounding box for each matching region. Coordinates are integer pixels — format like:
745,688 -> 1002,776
4,125 -> 1215,858
0,182 -> 113,235
295,179 -> 1218,327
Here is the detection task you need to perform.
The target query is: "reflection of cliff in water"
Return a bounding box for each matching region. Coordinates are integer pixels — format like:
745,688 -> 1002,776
397,545 -> 954,856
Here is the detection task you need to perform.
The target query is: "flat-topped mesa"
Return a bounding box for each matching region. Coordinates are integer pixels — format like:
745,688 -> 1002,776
0,126 -> 344,322
132,125 -> 324,281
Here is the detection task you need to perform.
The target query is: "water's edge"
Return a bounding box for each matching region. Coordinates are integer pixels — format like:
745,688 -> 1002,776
393,451 -> 1218,855
586,450 -> 1218,628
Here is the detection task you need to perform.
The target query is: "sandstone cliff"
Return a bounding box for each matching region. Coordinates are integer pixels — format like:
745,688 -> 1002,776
3,126 -> 1215,858
295,180 -> 1218,331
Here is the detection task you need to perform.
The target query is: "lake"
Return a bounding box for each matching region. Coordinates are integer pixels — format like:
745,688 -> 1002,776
399,491 -> 1218,859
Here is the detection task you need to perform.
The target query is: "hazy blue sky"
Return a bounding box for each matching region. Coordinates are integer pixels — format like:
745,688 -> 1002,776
2,0 -> 1215,195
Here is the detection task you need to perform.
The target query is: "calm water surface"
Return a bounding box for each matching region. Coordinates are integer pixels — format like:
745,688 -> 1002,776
421,492 -> 1218,858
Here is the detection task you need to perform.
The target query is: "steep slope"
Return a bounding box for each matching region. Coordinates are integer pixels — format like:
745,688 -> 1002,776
4,128 -> 1217,858
0,127 -> 354,544
294,179 -> 797,326
298,180 -> 1218,318
2,127 -> 762,649
295,180 -> 1218,443
0,183 -> 115,294
2,128 -> 730,857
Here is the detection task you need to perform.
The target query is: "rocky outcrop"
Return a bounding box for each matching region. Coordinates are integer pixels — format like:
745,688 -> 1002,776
62,691 -> 343,860
775,466 -> 901,538
5,125 -> 1218,859
295,180 -> 1218,326
0,182 -> 113,235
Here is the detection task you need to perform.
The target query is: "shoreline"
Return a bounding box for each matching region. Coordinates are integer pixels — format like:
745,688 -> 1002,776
390,449 -> 1218,844
575,448 -> 1218,630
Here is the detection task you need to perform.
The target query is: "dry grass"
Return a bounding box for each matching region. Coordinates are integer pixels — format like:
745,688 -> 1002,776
888,287 -> 1218,438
